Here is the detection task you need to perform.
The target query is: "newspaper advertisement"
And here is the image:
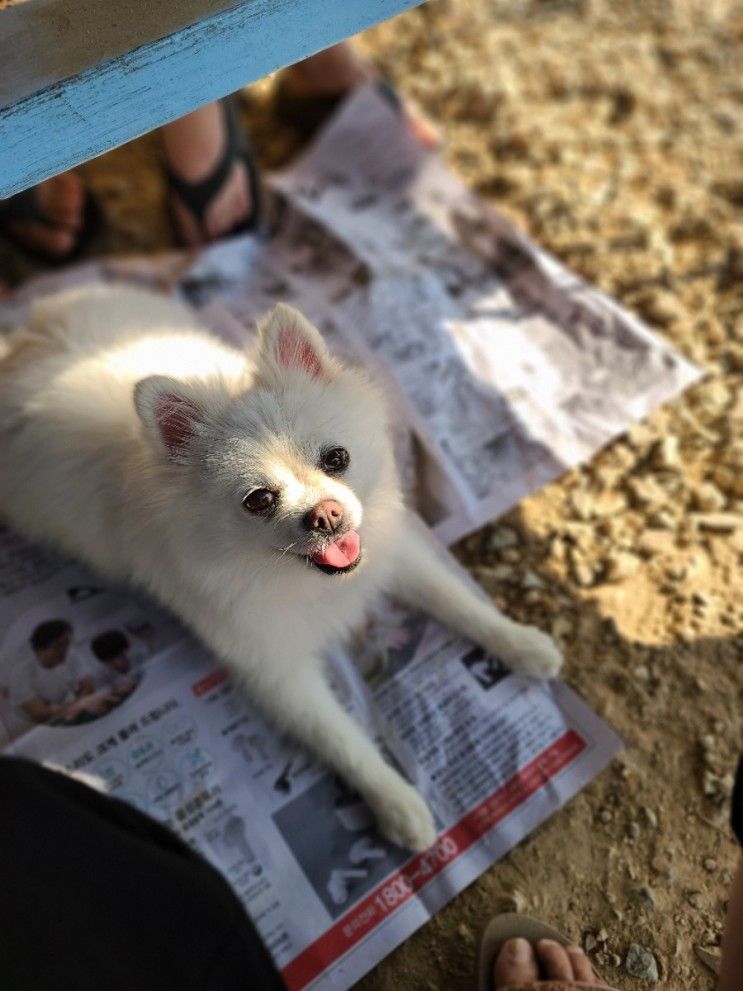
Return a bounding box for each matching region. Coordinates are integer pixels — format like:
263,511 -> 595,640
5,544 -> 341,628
0,83 -> 700,989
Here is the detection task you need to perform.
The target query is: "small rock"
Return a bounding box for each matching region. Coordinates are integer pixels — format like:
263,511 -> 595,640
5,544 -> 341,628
627,422 -> 657,452
702,770 -> 734,800
569,489 -> 594,520
551,615 -> 574,639
712,464 -> 743,498
550,535 -> 567,561
584,932 -> 598,952
694,944 -> 722,975
666,563 -> 687,581
642,806 -> 659,829
636,287 -> 683,327
598,808 -> 613,824
608,952 -> 622,968
602,550 -> 640,583
627,476 -> 668,510
624,943 -> 659,982
637,530 -> 675,555
493,889 -> 528,914
632,886 -> 657,907
693,482 -> 727,512
488,526 -> 519,551
634,664 -> 650,682
474,564 -> 515,585
687,891 -> 704,908
648,508 -> 677,529
628,821 -> 641,839
697,378 -> 732,416
593,491 -> 628,517
652,435 -> 680,469
571,556 -> 596,588
596,928 -> 609,943
699,733 -> 716,753
691,512 -> 741,533
521,569 -> 545,590
703,858 -> 717,873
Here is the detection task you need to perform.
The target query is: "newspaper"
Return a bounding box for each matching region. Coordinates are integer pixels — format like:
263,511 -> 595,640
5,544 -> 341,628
1,531 -> 619,990
0,84 -> 698,989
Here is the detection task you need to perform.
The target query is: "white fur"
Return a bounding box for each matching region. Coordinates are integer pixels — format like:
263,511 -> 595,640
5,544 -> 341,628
0,287 -> 562,850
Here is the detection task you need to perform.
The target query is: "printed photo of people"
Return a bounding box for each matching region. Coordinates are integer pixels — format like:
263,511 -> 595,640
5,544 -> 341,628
0,610 -> 157,738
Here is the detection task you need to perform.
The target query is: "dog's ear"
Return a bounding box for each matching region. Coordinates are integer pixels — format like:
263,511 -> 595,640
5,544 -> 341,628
257,304 -> 334,383
134,375 -> 215,459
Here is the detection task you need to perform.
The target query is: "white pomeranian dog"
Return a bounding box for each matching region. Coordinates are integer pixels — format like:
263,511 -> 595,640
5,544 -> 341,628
0,287 -> 562,850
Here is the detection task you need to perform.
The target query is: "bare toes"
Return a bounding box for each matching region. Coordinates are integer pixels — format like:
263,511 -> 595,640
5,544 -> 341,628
536,939 -> 574,980
493,937 -> 539,988
566,945 -> 600,982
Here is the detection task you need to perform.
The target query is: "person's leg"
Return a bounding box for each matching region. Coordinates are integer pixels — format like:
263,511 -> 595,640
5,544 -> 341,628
0,174 -> 85,258
281,41 -> 373,97
161,103 -> 255,247
277,40 -> 439,147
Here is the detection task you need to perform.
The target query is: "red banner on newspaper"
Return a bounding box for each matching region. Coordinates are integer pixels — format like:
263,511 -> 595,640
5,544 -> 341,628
191,668 -> 228,697
282,729 -> 586,991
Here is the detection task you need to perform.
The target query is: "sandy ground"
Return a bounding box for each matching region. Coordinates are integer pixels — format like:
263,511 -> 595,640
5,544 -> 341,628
2,1 -> 742,987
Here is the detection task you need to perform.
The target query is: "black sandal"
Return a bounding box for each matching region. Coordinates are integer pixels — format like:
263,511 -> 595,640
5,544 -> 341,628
0,182 -> 103,267
164,97 -> 264,245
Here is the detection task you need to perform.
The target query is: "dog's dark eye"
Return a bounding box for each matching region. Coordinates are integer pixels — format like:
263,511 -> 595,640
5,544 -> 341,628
321,447 -> 350,474
242,489 -> 277,514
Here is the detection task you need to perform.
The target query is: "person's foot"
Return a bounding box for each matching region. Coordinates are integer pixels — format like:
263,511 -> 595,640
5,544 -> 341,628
494,938 -> 607,988
1,173 -> 85,258
161,103 -> 254,248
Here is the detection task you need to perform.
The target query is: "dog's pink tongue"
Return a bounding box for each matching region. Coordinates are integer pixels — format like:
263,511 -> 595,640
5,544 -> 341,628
312,531 -> 361,569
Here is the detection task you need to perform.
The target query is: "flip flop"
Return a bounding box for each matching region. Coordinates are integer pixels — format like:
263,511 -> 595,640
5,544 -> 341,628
478,913 -> 614,991
164,97 -> 264,245
0,183 -> 103,267
273,78 -> 404,143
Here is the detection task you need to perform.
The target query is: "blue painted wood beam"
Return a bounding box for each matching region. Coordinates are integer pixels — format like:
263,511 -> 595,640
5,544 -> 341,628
0,0 -> 425,197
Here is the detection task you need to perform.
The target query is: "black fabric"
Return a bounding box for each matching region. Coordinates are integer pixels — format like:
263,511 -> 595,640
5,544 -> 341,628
0,757 -> 285,991
732,754 -> 743,847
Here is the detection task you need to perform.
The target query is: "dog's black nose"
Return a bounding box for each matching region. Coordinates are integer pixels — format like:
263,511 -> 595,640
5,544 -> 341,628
304,500 -> 343,534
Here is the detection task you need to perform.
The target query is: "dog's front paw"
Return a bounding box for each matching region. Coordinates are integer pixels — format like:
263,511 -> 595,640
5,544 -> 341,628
371,778 -> 437,852
498,625 -> 563,680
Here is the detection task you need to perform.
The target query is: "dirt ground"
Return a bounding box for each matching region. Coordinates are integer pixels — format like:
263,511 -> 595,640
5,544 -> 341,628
4,1 -> 742,987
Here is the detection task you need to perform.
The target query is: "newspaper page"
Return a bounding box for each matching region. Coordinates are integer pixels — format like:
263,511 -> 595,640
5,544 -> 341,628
1,528 -> 620,991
